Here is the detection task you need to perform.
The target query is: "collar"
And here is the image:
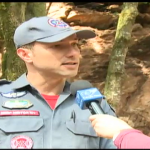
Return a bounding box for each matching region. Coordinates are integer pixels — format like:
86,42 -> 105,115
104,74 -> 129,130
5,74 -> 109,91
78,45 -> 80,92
11,73 -> 71,94
11,73 -> 30,90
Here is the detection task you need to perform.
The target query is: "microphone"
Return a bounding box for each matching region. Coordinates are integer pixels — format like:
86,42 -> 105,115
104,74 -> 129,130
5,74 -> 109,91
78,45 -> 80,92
70,80 -> 105,114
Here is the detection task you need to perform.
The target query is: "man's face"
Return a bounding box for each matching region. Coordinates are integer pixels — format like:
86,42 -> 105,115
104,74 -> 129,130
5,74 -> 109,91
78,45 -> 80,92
26,34 -> 80,78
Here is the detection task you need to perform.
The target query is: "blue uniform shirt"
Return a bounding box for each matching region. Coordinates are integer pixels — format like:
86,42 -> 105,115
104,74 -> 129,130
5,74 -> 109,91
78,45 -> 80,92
0,73 -> 117,149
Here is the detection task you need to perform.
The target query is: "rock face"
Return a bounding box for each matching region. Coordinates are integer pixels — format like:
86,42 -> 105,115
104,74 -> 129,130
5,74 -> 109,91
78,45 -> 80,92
47,2 -> 150,135
47,2 -> 118,29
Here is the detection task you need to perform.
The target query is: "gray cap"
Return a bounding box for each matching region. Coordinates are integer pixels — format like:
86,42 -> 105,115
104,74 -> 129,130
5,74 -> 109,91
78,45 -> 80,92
14,16 -> 96,49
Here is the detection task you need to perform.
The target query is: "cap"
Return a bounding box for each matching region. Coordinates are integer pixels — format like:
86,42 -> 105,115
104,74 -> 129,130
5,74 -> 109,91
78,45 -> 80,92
13,16 -> 96,49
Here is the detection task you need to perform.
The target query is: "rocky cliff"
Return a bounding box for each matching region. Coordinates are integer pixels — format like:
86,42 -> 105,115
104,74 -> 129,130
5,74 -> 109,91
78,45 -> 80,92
47,2 -> 150,135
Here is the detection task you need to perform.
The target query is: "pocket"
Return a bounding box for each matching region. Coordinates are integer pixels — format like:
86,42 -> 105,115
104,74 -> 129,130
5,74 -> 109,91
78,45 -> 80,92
65,119 -> 99,148
66,119 -> 97,137
0,116 -> 44,148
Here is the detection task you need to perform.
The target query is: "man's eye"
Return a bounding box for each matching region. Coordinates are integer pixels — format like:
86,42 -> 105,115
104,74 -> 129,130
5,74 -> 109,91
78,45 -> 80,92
52,45 -> 61,48
71,43 -> 78,47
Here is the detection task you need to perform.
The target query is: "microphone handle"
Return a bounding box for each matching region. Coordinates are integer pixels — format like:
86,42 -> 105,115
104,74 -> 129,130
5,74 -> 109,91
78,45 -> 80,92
86,101 -> 105,114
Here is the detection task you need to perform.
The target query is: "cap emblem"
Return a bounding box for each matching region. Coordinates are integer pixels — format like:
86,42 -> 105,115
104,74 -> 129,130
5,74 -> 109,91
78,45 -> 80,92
48,18 -> 69,28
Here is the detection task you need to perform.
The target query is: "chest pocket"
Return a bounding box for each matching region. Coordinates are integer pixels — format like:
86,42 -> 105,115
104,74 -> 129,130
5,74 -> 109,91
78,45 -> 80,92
65,119 -> 99,148
0,117 -> 44,148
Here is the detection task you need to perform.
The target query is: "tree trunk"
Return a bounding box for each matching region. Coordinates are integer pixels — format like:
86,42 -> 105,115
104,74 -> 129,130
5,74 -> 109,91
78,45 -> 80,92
0,2 -> 46,80
103,3 -> 139,111
25,2 -> 47,20
0,20 -> 4,78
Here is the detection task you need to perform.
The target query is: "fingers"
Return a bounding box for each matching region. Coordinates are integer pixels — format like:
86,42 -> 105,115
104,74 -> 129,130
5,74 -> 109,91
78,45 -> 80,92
90,118 -> 98,127
89,115 -> 102,128
89,114 -> 99,121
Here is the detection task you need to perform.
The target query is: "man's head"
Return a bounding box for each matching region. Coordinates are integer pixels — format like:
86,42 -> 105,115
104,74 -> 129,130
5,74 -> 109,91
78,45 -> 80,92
14,16 -> 96,78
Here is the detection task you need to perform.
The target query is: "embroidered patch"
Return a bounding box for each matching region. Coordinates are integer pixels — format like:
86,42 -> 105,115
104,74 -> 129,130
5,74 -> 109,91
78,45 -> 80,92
0,110 -> 39,116
1,91 -> 27,98
48,18 -> 69,28
11,135 -> 33,149
2,99 -> 33,109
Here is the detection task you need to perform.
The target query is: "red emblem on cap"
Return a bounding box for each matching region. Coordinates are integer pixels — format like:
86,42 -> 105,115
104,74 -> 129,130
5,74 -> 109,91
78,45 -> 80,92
11,135 -> 33,149
48,18 -> 69,28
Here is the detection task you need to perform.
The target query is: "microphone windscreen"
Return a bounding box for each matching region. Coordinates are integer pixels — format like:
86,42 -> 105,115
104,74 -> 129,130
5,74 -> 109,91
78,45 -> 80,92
70,80 -> 93,96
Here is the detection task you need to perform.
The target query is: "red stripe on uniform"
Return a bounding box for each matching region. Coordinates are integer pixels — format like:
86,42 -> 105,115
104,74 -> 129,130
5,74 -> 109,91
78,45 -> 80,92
0,110 -> 40,116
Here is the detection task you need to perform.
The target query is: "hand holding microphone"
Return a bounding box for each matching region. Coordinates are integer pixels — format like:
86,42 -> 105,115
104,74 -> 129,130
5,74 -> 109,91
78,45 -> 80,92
89,114 -> 133,139
69,80 -> 150,149
70,80 -> 131,139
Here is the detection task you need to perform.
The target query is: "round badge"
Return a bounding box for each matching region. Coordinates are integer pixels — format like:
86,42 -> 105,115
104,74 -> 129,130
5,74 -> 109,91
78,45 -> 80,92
11,135 -> 33,149
48,18 -> 69,28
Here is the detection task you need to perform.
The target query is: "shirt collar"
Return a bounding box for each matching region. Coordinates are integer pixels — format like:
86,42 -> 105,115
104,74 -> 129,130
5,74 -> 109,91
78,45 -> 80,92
11,73 -> 30,90
11,73 -> 71,94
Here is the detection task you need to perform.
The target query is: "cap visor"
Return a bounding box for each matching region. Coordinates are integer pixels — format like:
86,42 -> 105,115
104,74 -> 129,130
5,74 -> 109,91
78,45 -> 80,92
36,29 -> 96,43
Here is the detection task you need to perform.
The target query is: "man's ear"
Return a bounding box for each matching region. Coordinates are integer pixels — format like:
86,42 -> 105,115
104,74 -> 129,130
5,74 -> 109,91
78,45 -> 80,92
17,48 -> 33,63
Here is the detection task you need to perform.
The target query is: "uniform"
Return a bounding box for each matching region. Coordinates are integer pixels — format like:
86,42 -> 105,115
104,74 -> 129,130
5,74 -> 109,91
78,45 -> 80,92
0,73 -> 117,149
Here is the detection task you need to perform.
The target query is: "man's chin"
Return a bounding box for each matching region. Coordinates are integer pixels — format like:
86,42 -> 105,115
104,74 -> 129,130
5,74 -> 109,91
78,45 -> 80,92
62,72 -> 78,78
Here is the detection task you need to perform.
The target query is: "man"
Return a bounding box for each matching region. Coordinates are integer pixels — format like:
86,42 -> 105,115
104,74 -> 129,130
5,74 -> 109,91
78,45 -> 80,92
89,114 -> 150,148
0,16 -> 117,149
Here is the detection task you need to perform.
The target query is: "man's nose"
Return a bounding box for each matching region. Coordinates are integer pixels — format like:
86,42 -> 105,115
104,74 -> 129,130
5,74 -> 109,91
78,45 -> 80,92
67,46 -> 80,57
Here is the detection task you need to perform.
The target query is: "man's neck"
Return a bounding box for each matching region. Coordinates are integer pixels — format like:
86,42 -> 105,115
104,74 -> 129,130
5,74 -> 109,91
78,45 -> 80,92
26,72 -> 66,95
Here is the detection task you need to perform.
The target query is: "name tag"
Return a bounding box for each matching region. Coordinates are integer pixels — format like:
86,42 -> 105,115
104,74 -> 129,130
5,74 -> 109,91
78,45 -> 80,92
0,110 -> 40,116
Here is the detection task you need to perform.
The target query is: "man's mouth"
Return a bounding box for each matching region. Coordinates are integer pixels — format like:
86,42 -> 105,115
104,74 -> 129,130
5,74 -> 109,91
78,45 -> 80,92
61,62 -> 78,69
62,62 -> 77,65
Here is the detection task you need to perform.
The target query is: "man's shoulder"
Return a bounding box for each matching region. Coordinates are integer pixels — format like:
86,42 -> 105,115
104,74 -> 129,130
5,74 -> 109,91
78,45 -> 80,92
0,79 -> 12,85
101,98 -> 116,116
0,79 -> 12,91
